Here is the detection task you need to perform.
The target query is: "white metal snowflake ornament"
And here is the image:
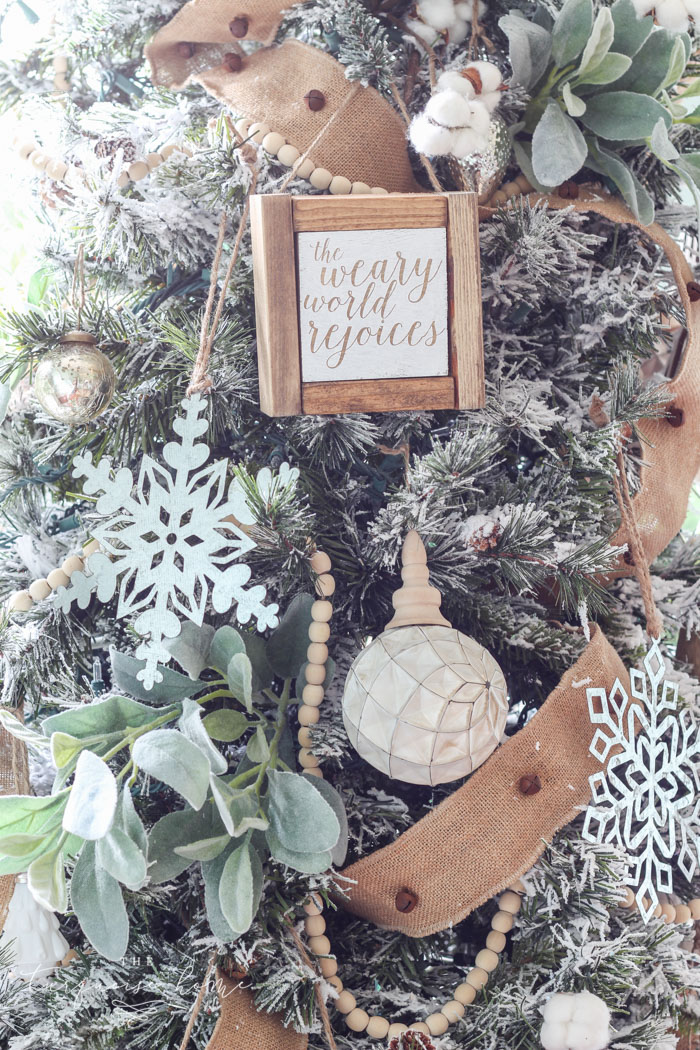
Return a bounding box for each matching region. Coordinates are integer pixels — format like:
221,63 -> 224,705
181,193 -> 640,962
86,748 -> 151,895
54,393 -> 279,689
582,637 -> 700,922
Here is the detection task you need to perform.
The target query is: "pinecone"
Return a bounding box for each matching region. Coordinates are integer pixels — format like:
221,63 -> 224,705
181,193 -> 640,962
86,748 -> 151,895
94,136 -> 137,169
468,522 -> 502,552
388,1033 -> 436,1050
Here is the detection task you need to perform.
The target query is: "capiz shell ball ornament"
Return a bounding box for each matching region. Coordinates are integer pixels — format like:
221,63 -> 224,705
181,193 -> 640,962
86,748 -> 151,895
33,330 -> 116,424
448,114 -> 511,203
342,531 -> 508,785
0,875 -> 69,981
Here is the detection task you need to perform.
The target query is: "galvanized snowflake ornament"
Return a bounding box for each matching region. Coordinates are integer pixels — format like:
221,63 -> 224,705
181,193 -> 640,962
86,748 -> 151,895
54,393 -> 279,689
583,637 -> 700,922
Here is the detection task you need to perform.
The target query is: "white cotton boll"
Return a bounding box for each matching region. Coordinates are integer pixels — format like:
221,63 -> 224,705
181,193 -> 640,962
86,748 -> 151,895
467,98 -> 491,136
543,995 -> 576,1025
455,0 -> 487,19
437,70 -> 477,99
684,0 -> 700,18
417,0 -> 458,30
465,60 -> 503,93
541,1021 -> 569,1050
425,89 -> 474,127
451,125 -> 487,157
655,0 -> 690,27
567,1023 -> 609,1050
409,114 -> 456,156
404,16 -> 441,44
571,993 -> 610,1028
449,15 -> 470,41
479,89 -> 503,113
630,0 -> 654,13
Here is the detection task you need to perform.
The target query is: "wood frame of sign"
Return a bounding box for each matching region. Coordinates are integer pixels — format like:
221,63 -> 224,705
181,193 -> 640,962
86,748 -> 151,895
250,192 -> 484,416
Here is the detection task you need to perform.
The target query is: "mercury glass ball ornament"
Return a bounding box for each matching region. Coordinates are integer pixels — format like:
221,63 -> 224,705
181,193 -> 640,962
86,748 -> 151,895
0,876 -> 69,981
448,114 -> 512,203
34,330 -> 116,424
342,531 -> 508,786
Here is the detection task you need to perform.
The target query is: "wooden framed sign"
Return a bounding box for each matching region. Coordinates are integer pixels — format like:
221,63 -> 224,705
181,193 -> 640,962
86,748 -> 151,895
250,192 -> 484,416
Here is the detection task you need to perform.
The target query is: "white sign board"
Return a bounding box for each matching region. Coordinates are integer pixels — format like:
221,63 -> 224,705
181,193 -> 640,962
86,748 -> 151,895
297,226 -> 449,383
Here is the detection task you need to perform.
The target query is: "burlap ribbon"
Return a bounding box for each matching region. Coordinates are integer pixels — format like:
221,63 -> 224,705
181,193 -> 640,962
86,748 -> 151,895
147,18 -> 421,193
207,973 -> 308,1050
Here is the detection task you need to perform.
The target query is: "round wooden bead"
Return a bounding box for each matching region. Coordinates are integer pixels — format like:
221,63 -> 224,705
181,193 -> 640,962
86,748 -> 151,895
84,538 -> 100,557
426,1012 -> 449,1036
302,684 -> 324,705
128,161 -> 150,182
62,555 -> 85,577
653,903 -> 663,919
475,948 -> 500,972
248,122 -> 270,144
454,982 -> 476,1005
407,1022 -> 430,1035
315,574 -> 335,597
351,181 -> 371,195
327,976 -> 343,993
620,887 -> 636,908
370,186 -> 389,195
146,152 -> 164,169
308,935 -> 331,956
304,767 -> 323,778
335,991 -> 356,1014
509,878 -> 526,893
46,159 -> 69,181
308,621 -> 330,644
298,726 -> 314,748
117,170 -> 130,188
661,903 -> 676,923
689,898 -> 700,919
388,1024 -> 408,1038
490,189 -> 508,204
499,891 -> 521,914
329,175 -> 352,195
502,180 -> 521,198
277,144 -> 300,166
28,579 -> 52,602
309,167 -> 333,190
304,664 -> 326,686
466,966 -> 489,990
298,705 -> 320,725
18,141 -> 38,159
292,157 -> 315,179
160,143 -> 180,159
303,894 -> 322,915
262,132 -> 286,155
366,1015 -> 390,1039
675,904 -> 692,923
486,930 -> 506,953
515,174 -> 533,192
441,1000 -> 465,1022
310,550 -> 331,574
311,599 -> 333,622
8,591 -> 33,612
47,569 -> 70,590
304,914 -> 326,936
31,151 -> 50,170
491,910 -> 514,933
299,747 -> 320,769
307,642 -> 328,665
319,955 -> 338,977
346,1008 -> 370,1032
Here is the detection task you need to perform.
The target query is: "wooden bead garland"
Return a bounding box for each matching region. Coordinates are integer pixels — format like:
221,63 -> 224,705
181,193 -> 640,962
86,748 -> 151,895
6,539 -> 100,613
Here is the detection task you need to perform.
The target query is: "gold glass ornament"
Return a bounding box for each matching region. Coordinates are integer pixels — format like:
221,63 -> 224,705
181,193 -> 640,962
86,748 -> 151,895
448,115 -> 512,203
33,330 -> 116,424
342,531 -> 508,786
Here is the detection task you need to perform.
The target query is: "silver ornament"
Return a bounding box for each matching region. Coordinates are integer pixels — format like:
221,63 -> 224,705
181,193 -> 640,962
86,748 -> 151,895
448,115 -> 512,203
34,330 -> 116,425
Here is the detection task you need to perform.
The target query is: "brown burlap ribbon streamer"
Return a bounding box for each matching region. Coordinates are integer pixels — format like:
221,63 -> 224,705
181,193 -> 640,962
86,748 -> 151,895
0,718 -> 30,931
206,973 -> 308,1050
147,24 -> 421,193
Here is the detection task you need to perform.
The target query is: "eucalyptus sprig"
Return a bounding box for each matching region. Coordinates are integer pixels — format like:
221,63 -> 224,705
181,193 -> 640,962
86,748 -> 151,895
500,0 -> 700,222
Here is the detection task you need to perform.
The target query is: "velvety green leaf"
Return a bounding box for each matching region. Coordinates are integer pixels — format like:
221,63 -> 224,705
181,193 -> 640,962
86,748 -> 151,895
649,117 -> 680,161
110,649 -> 201,703
148,807 -> 215,883
28,847 -> 67,912
209,626 -> 245,674
163,622 -> 215,680
579,91 -> 671,140
62,751 -> 118,841
613,28 -> 679,95
303,774 -> 348,867
562,82 -> 586,117
226,653 -> 253,712
178,699 -> 227,775
576,8 -> 614,77
203,708 -> 249,743
96,826 -> 147,889
0,792 -> 67,838
246,726 -> 270,764
586,143 -> 655,224
267,594 -> 314,679
0,832 -> 51,859
174,833 -> 230,861
42,694 -> 164,739
532,102 -> 588,185
133,729 -> 211,809
611,0 -> 653,56
574,51 -> 631,87
677,152 -> 700,184
512,139 -> 550,193
117,787 -> 148,856
202,848 -> 238,942
219,842 -> 256,935
210,779 -> 269,837
661,35 -> 688,91
243,633 -> 274,691
498,12 -> 552,90
266,828 -> 332,874
551,0 -> 593,67
72,841 -> 129,960
51,732 -> 86,769
267,769 -> 340,854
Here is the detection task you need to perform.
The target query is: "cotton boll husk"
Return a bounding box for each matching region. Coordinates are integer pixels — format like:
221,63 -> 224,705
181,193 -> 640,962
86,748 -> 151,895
540,1021 -> 569,1050
654,0 -> 690,28
467,99 -> 492,136
416,0 -> 458,30
543,994 -> 575,1024
425,90 -> 474,127
571,993 -> 610,1028
437,70 -> 477,99
464,60 -> 503,93
451,125 -> 489,157
409,114 -> 456,155
567,1022 -> 609,1050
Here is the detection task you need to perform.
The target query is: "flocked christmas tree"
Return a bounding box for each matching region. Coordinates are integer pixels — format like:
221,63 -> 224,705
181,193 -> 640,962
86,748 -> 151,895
0,0 -> 699,1047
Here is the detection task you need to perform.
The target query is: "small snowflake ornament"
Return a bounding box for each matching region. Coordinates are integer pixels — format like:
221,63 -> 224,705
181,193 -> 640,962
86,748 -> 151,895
54,393 -> 279,689
582,637 -> 700,921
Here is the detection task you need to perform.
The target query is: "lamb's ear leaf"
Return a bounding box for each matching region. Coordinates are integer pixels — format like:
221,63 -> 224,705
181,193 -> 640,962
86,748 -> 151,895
72,841 -> 129,960
611,0 -> 653,57
551,0 -> 593,68
531,102 -> 588,186
498,12 -> 552,90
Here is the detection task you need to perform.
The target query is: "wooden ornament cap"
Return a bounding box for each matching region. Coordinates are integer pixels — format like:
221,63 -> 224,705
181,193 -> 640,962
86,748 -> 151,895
385,530 -> 451,630
59,330 -> 97,345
